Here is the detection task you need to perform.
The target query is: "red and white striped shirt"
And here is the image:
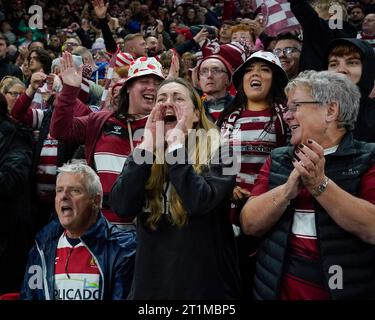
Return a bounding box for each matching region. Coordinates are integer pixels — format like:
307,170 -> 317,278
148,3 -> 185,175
54,233 -> 101,300
94,115 -> 147,227
230,109 -> 280,192
36,133 -> 58,202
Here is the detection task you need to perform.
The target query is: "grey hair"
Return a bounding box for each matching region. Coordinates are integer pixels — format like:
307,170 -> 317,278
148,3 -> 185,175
57,160 -> 103,207
285,70 -> 361,131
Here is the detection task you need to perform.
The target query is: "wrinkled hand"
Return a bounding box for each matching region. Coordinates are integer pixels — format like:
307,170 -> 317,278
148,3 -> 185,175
284,167 -> 302,201
292,139 -> 326,194
60,51 -> 82,88
92,0 -> 108,19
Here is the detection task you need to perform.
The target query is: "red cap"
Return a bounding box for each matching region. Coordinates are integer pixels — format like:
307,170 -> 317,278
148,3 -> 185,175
197,54 -> 233,80
175,27 -> 193,40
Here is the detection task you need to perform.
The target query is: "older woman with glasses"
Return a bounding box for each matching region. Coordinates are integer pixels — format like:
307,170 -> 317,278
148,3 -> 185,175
2,77 -> 26,112
241,70 -> 375,300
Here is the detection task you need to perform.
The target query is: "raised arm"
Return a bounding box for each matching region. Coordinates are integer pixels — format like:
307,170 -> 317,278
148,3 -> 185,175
69,22 -> 94,49
92,0 -> 118,54
288,0 -> 334,70
11,72 -> 46,128
174,28 -> 209,56
50,52 -> 88,144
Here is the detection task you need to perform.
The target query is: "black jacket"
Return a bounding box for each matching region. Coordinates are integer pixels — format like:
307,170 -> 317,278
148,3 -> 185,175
0,117 -> 34,293
325,38 -> 375,143
289,0 -> 357,72
0,56 -> 23,80
254,133 -> 375,300
110,148 -> 241,299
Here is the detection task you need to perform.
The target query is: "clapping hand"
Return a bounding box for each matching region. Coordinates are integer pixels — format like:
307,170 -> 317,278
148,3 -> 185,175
292,139 -> 326,194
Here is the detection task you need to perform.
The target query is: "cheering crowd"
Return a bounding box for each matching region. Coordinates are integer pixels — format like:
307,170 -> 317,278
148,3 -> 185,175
0,0 -> 375,300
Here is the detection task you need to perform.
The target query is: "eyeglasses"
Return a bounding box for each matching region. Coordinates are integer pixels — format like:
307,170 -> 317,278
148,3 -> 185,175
273,47 -> 300,57
6,91 -> 22,97
281,101 -> 322,114
199,68 -> 227,77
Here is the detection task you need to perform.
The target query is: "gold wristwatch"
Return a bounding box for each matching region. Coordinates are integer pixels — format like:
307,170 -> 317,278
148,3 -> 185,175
311,176 -> 330,197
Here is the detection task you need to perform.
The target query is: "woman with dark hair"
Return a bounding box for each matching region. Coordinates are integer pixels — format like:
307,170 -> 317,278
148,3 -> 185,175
50,52 -> 164,230
217,50 -> 289,299
110,77 -> 240,299
0,93 -> 34,294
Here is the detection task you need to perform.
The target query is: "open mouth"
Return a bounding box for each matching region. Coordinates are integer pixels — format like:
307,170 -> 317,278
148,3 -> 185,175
290,125 -> 299,131
250,80 -> 262,88
143,94 -> 155,102
164,114 -> 177,123
61,206 -> 73,214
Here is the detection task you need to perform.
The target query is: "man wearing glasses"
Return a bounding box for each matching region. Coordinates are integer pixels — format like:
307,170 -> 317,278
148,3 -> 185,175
197,54 -> 234,122
273,33 -> 302,80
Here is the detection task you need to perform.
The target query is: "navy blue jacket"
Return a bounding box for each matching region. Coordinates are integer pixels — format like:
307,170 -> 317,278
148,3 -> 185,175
20,213 -> 136,300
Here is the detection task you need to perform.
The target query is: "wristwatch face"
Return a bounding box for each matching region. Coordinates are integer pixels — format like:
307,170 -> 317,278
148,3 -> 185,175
318,177 -> 329,193
312,177 -> 329,197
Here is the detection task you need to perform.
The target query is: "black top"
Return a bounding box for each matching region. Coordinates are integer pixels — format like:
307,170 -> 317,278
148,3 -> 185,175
0,56 -> 23,80
110,147 -> 241,299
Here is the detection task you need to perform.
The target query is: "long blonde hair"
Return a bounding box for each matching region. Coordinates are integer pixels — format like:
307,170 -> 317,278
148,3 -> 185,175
145,78 -> 220,230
